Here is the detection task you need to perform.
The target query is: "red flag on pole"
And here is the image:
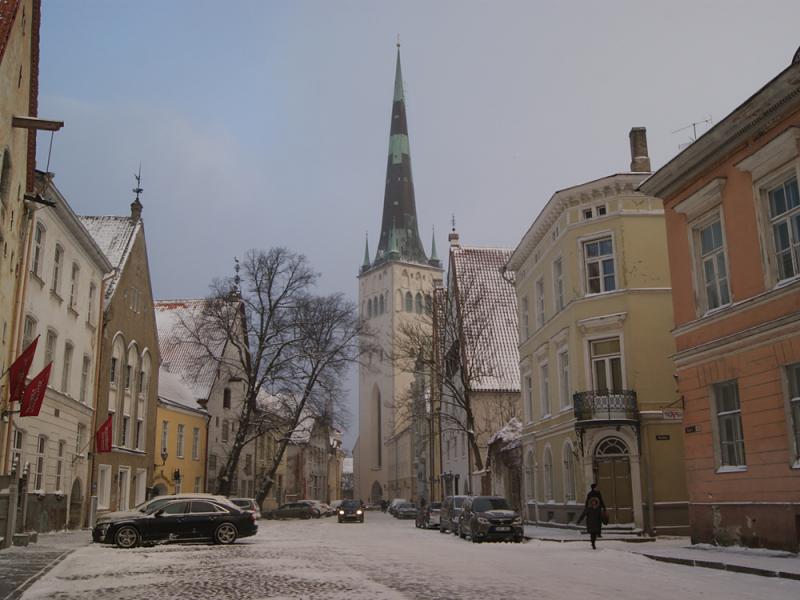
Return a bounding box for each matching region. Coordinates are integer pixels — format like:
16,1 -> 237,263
95,415 -> 113,453
7,335 -> 39,405
19,363 -> 51,417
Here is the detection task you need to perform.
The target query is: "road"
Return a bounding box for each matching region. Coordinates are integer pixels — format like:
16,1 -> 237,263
20,512 -> 800,600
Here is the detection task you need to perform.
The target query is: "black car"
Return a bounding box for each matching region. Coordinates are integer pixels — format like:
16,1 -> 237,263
458,496 -> 523,543
337,499 -> 365,523
93,498 -> 258,548
393,502 -> 417,519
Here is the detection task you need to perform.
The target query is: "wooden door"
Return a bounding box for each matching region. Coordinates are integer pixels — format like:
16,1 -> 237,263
595,457 -> 633,524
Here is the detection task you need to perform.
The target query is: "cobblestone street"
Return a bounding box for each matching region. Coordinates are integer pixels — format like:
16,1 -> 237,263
16,513 -> 800,600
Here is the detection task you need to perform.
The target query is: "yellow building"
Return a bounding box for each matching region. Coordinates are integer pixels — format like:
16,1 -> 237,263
507,129 -> 688,535
152,368 -> 209,496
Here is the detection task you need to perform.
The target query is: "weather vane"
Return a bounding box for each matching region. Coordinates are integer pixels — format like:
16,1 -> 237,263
132,163 -> 143,201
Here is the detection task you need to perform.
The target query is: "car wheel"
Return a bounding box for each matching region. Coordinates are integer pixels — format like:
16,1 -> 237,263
301,513 -> 311,520
114,525 -> 139,549
471,535 -> 481,544
338,518 -> 342,523
458,526 -> 465,539
439,526 -> 446,534
214,522 -> 238,545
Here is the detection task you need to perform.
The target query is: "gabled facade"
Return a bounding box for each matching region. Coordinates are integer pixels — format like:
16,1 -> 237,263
7,172 -> 110,531
355,46 -> 442,505
284,416 -> 334,503
640,52 -> 800,551
80,201 -> 160,516
508,130 -> 688,534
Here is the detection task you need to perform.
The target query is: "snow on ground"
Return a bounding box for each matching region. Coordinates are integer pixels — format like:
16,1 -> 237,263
22,513 -> 800,600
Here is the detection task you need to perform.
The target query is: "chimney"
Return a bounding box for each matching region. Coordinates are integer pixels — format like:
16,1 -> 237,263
629,127 -> 651,172
130,198 -> 142,222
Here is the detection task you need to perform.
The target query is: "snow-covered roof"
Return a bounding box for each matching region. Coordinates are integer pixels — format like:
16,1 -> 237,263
488,417 -> 522,451
154,299 -> 225,401
79,215 -> 140,303
158,367 -> 206,414
451,246 -> 520,393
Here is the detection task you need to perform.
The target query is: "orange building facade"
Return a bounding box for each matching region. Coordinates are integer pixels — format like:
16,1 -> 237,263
641,54 -> 800,551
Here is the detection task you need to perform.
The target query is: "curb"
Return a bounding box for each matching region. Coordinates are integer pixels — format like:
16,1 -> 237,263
640,553 -> 800,581
1,549 -> 72,600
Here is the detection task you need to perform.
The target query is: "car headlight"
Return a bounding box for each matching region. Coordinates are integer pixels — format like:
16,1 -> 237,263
477,517 -> 490,525
356,510 -> 363,515
339,510 -> 345,515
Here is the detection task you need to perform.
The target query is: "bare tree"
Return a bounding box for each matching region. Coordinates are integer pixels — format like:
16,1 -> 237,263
176,248 -> 369,498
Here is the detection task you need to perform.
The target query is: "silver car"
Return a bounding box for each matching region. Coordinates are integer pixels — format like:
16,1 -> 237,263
440,495 -> 469,534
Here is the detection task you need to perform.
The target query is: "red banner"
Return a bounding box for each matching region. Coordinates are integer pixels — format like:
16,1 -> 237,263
7,336 -> 39,405
19,363 -> 51,417
95,415 -> 113,453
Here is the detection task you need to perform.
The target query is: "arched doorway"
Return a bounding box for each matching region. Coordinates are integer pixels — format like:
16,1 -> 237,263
370,480 -> 382,505
593,437 -> 633,525
68,479 -> 83,529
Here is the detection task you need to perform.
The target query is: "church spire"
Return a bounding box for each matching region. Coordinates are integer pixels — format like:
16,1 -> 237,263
428,226 -> 441,268
374,44 -> 428,267
361,232 -> 371,272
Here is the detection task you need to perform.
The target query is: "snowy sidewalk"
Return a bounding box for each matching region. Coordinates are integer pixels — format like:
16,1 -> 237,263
523,524 -> 653,543
0,530 -> 89,600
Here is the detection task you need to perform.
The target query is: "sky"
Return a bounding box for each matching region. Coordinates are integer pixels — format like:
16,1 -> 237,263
35,1 -> 800,452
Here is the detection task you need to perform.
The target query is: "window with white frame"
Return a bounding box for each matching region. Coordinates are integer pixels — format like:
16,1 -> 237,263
97,464 -> 112,509
521,296 -> 530,340
583,237 -> 616,294
563,442 -> 576,502
192,427 -> 200,460
695,217 -> 731,311
51,244 -> 63,294
45,329 -> 57,369
160,420 -> 168,455
69,263 -> 79,310
222,420 -> 229,443
121,416 -> 130,447
135,419 -> 143,450
34,435 -> 46,490
543,447 -> 554,501
535,278 -> 545,328
590,337 -> 623,392
713,380 -> 746,468
22,315 -> 36,351
177,424 -> 185,458
767,176 -> 800,281
558,350 -> 570,408
11,428 -> 24,474
76,424 -> 86,456
194,477 -> 202,493
88,283 -> 96,324
786,363 -> 800,463
110,357 -> 117,385
524,374 -> 533,422
55,441 -> 65,491
80,355 -> 91,403
540,362 -> 550,417
553,258 -> 564,311
32,222 -> 45,277
62,342 -> 73,394
525,450 -> 535,498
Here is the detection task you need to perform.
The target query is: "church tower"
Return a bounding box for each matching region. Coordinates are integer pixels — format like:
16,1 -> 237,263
354,46 -> 442,505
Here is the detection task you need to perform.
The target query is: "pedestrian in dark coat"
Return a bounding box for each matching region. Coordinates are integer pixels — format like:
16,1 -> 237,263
577,496 -> 604,549
584,483 -> 606,510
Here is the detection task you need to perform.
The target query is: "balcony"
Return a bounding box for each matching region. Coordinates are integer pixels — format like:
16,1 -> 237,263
573,390 -> 638,425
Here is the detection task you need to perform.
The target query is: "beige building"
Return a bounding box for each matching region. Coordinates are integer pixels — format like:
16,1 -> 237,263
507,129 -> 688,534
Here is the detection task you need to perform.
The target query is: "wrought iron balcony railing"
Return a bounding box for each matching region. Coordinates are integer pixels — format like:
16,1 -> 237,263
573,389 -> 638,423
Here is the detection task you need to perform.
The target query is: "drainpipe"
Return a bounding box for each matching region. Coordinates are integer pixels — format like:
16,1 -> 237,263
641,424 -> 655,536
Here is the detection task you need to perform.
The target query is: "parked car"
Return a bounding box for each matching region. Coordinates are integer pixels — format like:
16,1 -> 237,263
337,499 -> 365,523
264,500 -> 321,520
304,499 -> 334,517
388,498 -> 409,516
439,495 -> 469,534
457,496 -> 523,543
393,502 -> 417,519
230,498 -> 261,519
416,501 -> 442,529
93,498 -> 258,548
96,494 -> 235,526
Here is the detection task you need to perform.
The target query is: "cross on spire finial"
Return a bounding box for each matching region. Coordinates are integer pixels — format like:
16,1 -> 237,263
451,213 -> 456,231
396,34 -> 400,49
132,163 -> 143,201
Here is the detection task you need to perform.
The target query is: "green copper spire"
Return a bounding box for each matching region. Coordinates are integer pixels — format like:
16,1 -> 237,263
388,219 -> 400,257
362,232 -> 371,271
430,227 -> 438,261
394,44 -> 404,102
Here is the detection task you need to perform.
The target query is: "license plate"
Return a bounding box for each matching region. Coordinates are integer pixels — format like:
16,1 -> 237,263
494,526 -> 511,531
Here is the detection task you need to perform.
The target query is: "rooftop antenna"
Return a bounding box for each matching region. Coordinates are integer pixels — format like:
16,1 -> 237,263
672,116 -> 713,150
132,163 -> 143,201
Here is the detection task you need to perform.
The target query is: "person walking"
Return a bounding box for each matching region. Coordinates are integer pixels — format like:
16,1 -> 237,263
584,483 -> 606,510
577,495 -> 604,549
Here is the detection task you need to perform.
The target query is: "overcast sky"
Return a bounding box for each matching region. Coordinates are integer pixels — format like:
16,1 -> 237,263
36,1 -> 800,451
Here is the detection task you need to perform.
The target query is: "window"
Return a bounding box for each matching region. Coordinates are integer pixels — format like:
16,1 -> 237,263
521,296 -> 529,339
125,364 -> 132,390
367,298 -> 372,318
32,223 -> 44,277
596,205 -> 607,217
767,176 -> 800,281
379,294 -> 385,314
415,292 -> 423,314
583,208 -> 593,220
590,338 -> 623,392
11,429 -> 23,474
162,501 -> 188,515
192,427 -> 200,460
245,453 -> 252,474
69,263 -> 79,310
525,375 -> 533,422
22,315 -> 36,350
97,464 -> 112,509
135,419 -> 143,450
714,381 -> 746,468
525,450 -> 535,498
697,218 -> 730,310
535,278 -> 545,328
405,291 -> 413,312
540,363 -> 550,417
55,441 -> 65,491
121,416 -> 130,447
62,342 -> 73,393
209,454 -> 217,474
88,283 -> 96,324
161,421 -> 168,454
51,245 -> 63,294
558,350 -> 570,408
80,355 -> 91,403
137,370 -> 144,395
584,237 -> 616,294
222,420 -> 229,443
553,258 -> 564,311
563,442 -> 576,502
223,388 -> 231,409
191,500 -> 219,514
543,447 -> 554,501
34,435 -> 46,490
788,364 -> 800,463
176,424 -> 185,457
110,357 -> 117,384
76,424 -> 86,456
194,477 -> 202,493
45,329 -> 57,368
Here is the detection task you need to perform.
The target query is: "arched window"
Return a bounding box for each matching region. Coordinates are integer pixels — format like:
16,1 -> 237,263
32,222 -> 45,277
425,294 -> 432,315
367,298 -> 373,318
223,387 -> 231,409
378,294 -> 385,314
415,292 -> 423,314
595,437 -> 628,457
373,385 -> 382,468
0,148 -> 11,205
405,291 -> 413,312
563,441 -> 576,502
525,450 -> 535,498
543,446 -> 554,501
69,263 -> 80,309
137,351 -> 151,450
51,244 -> 63,294
109,334 -> 126,443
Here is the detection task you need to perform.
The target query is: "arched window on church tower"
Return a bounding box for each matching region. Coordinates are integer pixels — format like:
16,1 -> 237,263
405,291 -> 413,312
367,298 -> 373,318
415,292 -> 423,314
379,295 -> 385,314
